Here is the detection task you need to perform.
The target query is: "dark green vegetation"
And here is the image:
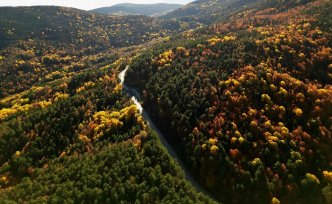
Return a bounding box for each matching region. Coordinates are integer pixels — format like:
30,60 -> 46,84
126,0 -> 332,203
0,140 -> 214,203
91,3 -> 182,17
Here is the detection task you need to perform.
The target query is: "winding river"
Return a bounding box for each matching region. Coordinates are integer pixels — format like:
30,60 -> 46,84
119,66 -> 215,199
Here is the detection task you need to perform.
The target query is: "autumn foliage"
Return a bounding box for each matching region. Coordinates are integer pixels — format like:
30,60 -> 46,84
126,1 -> 332,203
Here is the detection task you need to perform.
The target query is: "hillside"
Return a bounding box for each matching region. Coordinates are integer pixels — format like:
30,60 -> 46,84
126,0 -> 332,203
91,3 -> 182,17
0,55 -> 215,203
0,6 -> 185,50
162,0 -> 313,27
0,6 -> 187,98
162,0 -> 260,26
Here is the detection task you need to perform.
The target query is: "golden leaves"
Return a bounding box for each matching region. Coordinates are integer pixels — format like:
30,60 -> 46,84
157,50 -> 174,66
54,92 -> 69,102
210,145 -> 219,155
323,171 -> 332,183
82,105 -> 141,140
293,108 -> 303,117
207,35 -> 236,46
271,197 -> 280,204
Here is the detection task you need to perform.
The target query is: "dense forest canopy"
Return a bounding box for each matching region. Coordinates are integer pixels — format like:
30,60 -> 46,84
0,43 -> 214,203
0,0 -> 331,203
162,0 -> 316,27
126,0 -> 332,203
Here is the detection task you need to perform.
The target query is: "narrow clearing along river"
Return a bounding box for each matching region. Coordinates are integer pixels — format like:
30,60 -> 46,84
119,66 -> 215,199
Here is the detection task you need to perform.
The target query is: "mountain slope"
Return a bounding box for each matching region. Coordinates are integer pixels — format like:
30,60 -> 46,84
0,6 -> 184,50
126,0 -> 332,203
162,0 -> 314,26
0,6 -> 187,98
91,3 -> 182,17
162,0 -> 261,25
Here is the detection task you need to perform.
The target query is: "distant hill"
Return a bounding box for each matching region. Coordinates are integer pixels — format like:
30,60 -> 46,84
0,6 -> 184,49
162,0 -> 313,26
161,0 -> 261,26
91,3 -> 182,17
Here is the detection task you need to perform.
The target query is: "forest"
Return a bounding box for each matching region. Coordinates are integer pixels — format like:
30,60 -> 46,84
0,50 -> 214,203
125,0 -> 332,203
0,0 -> 331,203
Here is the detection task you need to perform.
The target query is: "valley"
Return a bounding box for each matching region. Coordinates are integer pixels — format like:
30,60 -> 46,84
0,0 -> 331,203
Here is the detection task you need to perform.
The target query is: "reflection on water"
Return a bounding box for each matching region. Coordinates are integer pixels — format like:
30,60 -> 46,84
131,96 -> 143,113
119,66 -> 143,113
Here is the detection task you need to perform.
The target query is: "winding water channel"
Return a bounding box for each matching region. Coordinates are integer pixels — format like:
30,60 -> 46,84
119,66 -> 215,200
